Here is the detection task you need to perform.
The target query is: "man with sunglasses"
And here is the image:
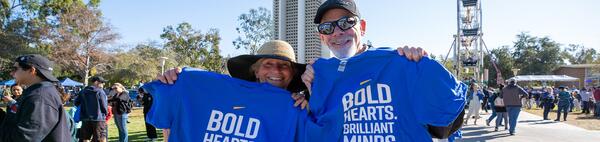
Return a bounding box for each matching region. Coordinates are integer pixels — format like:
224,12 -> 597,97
300,0 -> 464,141
0,54 -> 71,141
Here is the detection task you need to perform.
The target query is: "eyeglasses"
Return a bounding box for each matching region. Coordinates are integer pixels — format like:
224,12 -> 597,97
317,16 -> 359,35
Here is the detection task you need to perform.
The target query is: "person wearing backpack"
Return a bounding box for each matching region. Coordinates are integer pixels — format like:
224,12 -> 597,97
108,83 -> 130,142
541,87 -> 556,120
493,89 -> 508,132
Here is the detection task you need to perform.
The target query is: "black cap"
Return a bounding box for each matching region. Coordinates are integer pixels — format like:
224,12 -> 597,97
90,76 -> 107,83
314,0 -> 360,24
509,79 -> 517,84
15,54 -> 59,82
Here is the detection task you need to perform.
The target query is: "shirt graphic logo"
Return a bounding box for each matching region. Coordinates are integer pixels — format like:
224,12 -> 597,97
233,106 -> 246,110
360,79 -> 371,85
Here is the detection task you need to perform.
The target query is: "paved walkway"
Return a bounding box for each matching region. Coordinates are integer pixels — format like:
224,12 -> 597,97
455,110 -> 600,142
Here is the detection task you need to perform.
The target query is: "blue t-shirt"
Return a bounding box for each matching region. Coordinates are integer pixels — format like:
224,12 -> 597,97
305,47 -> 466,142
143,68 -> 307,142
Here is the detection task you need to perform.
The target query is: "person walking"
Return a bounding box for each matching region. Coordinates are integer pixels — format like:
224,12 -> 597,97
486,85 -> 503,126
493,92 -> 508,131
501,79 -> 528,135
556,86 -> 572,121
465,83 -> 483,125
482,87 -> 491,113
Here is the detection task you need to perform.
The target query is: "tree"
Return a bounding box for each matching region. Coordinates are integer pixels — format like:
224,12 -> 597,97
0,32 -> 42,80
0,0 -> 101,80
512,32 -> 564,75
563,44 -> 598,64
102,42 -> 177,86
232,7 -> 274,54
484,46 -> 515,86
50,4 -> 119,85
161,22 -> 224,73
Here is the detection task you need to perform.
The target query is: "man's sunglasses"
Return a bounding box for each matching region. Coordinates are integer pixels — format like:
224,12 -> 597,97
317,16 -> 359,35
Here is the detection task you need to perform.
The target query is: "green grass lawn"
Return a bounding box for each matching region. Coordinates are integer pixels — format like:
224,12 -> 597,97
107,108 -> 164,142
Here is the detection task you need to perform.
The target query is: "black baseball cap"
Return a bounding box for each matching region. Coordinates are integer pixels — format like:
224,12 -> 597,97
314,0 -> 361,24
15,54 -> 59,82
90,76 -> 107,83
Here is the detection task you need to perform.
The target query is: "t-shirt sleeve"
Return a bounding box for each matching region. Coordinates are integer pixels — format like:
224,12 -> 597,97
410,58 -> 467,126
142,81 -> 179,129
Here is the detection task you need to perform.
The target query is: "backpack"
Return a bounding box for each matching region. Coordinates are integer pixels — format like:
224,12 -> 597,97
113,92 -> 133,114
494,97 -> 505,107
125,99 -> 134,113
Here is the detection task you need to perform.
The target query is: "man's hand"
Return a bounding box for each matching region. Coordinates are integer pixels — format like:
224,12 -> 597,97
397,46 -> 428,62
156,67 -> 182,84
291,93 -> 308,110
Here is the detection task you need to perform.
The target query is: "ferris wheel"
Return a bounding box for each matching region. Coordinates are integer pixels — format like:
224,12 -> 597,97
444,0 -> 503,85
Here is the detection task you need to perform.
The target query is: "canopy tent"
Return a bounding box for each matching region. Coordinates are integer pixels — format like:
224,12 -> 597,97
1,79 -> 15,86
60,78 -> 84,87
507,75 -> 579,82
2,78 -> 84,87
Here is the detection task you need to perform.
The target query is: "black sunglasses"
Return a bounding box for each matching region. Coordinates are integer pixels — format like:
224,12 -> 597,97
11,55 -> 34,72
317,16 -> 359,35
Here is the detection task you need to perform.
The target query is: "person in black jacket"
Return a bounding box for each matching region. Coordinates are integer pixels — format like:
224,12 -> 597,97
482,86 -> 491,113
139,87 -> 158,141
76,76 -> 108,142
0,54 -> 71,141
108,83 -> 131,142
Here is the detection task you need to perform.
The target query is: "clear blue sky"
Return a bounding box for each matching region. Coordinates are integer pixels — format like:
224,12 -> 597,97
100,0 -> 600,58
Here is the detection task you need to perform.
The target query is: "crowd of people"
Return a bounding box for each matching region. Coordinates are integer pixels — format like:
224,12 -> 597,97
463,79 -> 600,136
0,55 -> 158,142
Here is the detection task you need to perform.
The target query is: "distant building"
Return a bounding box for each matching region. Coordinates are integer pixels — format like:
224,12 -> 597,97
273,0 -> 331,63
553,64 -> 600,88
